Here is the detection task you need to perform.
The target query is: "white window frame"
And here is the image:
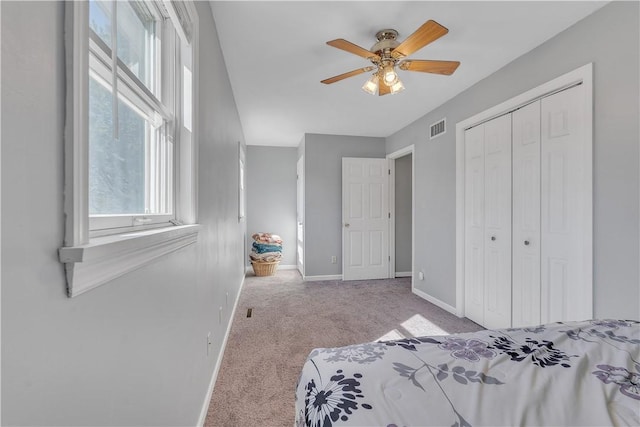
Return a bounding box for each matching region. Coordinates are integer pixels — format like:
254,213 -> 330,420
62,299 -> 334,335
238,141 -> 245,221
59,1 -> 199,297
88,1 -> 174,233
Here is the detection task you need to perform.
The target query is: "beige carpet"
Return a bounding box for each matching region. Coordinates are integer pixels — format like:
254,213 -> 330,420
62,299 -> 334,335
204,270 -> 482,427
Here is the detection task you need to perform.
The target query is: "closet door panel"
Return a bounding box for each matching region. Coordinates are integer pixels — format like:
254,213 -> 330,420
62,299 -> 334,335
483,114 -> 512,329
464,124 -> 485,325
512,101 -> 541,327
541,84 -> 591,323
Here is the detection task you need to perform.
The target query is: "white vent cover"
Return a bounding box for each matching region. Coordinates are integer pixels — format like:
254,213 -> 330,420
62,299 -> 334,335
429,118 -> 446,140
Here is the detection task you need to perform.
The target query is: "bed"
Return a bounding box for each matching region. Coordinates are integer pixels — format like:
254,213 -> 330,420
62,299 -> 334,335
295,319 -> 640,426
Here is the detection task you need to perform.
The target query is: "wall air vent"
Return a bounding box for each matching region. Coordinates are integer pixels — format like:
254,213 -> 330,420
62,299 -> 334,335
429,118 -> 446,140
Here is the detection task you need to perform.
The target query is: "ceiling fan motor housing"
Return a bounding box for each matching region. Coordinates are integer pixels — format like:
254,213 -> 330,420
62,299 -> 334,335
371,29 -> 400,56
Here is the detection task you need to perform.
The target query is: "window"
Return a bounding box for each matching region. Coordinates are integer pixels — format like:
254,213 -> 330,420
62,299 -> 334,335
239,142 -> 246,220
60,1 -> 199,297
88,0 -> 174,231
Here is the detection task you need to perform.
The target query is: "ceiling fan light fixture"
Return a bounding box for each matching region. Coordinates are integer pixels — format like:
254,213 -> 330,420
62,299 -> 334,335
362,74 -> 379,95
321,20 -> 459,96
382,64 -> 399,86
390,80 -> 405,94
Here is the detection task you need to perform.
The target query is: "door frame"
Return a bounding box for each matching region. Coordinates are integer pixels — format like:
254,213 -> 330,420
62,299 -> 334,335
387,145 -> 415,288
455,63 -> 593,318
296,156 -> 304,277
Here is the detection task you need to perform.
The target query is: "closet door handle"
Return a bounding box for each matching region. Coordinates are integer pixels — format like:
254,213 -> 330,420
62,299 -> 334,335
490,236 -> 496,241
524,240 -> 530,246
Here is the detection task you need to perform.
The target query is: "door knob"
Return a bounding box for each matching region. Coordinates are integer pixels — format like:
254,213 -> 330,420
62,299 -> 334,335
344,223 -> 350,227
491,236 -> 496,241
524,240 -> 530,246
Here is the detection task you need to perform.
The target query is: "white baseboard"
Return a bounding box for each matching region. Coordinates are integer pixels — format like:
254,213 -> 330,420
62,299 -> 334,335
197,274 -> 246,426
412,287 -> 458,316
303,274 -> 342,282
395,271 -> 412,278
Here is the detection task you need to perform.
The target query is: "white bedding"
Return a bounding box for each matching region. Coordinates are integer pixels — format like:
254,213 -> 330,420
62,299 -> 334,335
295,319 -> 640,426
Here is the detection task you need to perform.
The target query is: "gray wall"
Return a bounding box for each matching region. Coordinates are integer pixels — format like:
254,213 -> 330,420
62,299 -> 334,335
246,146 -> 297,266
386,1 -> 639,319
304,133 -> 386,277
2,2 -> 246,425
395,154 -> 412,273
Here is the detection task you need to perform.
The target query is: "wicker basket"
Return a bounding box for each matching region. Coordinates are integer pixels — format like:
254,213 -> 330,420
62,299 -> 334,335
251,261 -> 279,277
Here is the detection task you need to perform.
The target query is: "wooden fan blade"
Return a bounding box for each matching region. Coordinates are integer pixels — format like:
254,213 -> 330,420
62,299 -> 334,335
392,20 -> 449,59
399,60 -> 460,75
378,81 -> 391,96
327,39 -> 381,61
321,66 -> 376,84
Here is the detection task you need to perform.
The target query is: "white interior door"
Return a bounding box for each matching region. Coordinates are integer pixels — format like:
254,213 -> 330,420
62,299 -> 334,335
464,124 -> 485,325
296,156 -> 304,276
459,67 -> 592,330
483,114 -> 512,329
342,158 -> 389,281
512,101 -> 542,327
540,84 -> 592,323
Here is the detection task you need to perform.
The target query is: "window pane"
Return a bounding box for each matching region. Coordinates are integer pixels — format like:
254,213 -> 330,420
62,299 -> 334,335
89,0 -> 112,47
117,1 -> 156,91
89,77 -> 145,215
183,65 -> 192,132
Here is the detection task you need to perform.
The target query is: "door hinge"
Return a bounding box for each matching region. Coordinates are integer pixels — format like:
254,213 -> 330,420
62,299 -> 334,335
388,169 -> 391,175
388,212 -> 391,218
388,255 -> 391,262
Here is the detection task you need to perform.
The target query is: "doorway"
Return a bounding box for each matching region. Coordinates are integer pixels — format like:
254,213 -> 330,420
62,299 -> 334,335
388,145 -> 415,287
296,156 -> 304,276
393,154 -> 412,277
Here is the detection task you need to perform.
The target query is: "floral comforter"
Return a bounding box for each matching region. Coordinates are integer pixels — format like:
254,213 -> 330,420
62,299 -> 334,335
295,319 -> 640,427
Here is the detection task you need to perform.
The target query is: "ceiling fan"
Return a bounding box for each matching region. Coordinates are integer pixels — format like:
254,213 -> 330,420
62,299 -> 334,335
321,20 -> 460,96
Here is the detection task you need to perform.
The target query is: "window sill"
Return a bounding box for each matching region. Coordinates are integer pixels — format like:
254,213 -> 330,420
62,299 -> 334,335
59,224 -> 201,297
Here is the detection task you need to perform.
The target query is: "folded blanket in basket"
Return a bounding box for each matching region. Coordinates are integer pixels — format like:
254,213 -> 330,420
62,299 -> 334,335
252,242 -> 282,254
252,233 -> 283,244
250,251 -> 282,262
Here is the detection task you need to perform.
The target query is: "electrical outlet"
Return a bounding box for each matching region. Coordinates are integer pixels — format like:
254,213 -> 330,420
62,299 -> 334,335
419,271 -> 425,280
331,256 -> 337,264
207,332 -> 212,356
219,306 -> 223,324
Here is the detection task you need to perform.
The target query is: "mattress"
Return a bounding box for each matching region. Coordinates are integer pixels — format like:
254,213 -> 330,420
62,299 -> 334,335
295,319 -> 640,426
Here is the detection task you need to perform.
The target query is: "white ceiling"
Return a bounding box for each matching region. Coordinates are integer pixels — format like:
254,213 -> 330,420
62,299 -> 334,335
209,1 -> 606,147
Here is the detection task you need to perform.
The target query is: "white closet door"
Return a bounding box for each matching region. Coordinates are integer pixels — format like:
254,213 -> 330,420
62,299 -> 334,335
540,84 -> 592,322
464,124 -> 485,325
512,101 -> 542,327
483,114 -> 513,329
